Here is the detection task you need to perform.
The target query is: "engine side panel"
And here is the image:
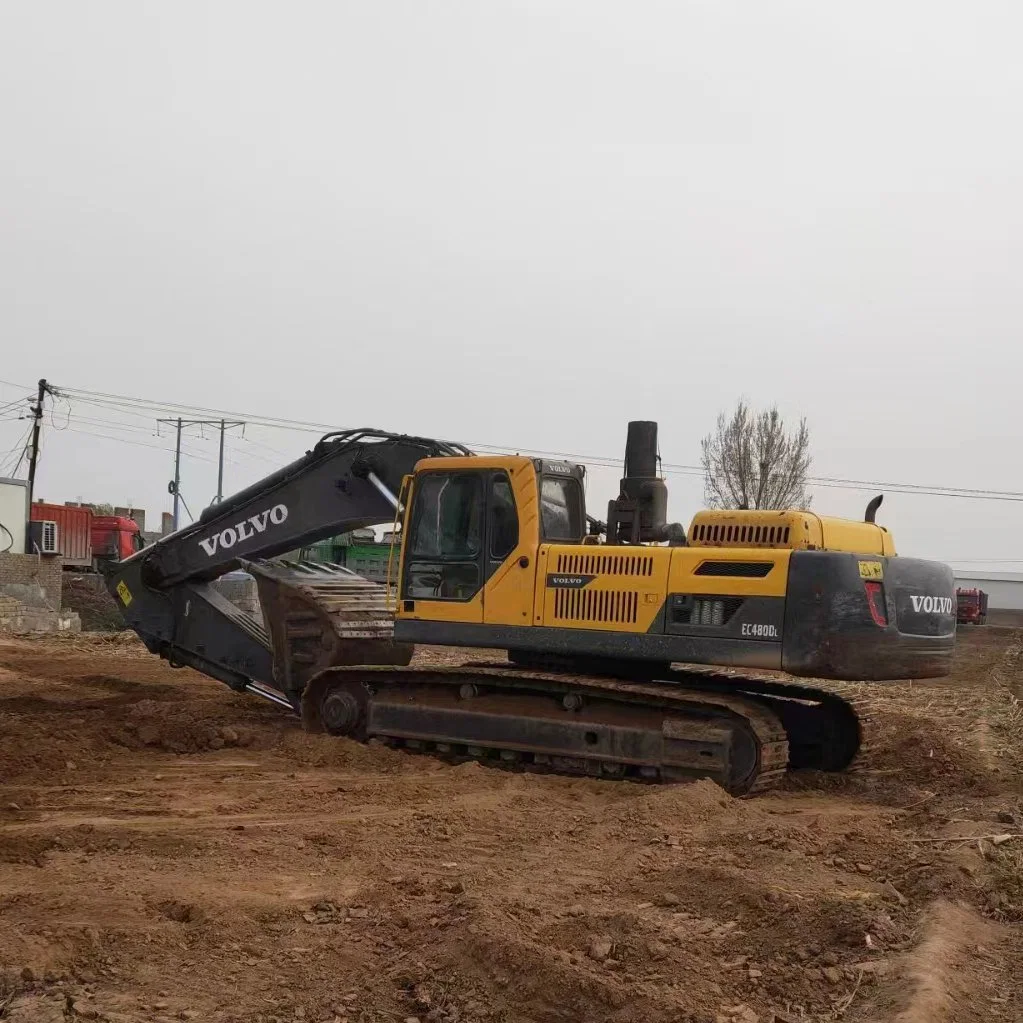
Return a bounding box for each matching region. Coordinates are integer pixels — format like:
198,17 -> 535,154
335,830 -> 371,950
397,544 -> 955,682
537,544 -> 671,633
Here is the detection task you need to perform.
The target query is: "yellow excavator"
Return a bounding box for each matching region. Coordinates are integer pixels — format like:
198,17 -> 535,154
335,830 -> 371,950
107,422 -> 955,794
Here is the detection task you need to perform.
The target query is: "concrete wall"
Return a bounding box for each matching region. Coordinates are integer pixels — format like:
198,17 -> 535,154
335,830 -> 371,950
0,552 -> 64,609
0,593 -> 80,634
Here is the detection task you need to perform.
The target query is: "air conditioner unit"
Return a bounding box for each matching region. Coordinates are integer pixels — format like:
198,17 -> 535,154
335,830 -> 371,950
28,519 -> 59,555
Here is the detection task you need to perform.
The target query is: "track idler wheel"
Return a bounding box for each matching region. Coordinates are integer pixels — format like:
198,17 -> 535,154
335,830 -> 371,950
300,671 -> 369,739
321,688 -> 364,737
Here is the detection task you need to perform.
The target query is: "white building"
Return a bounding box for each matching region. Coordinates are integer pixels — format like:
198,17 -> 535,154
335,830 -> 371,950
0,477 -> 29,554
953,571 -> 1023,611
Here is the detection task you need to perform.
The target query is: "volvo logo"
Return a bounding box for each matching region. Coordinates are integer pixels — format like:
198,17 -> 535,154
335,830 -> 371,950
546,574 -> 595,588
198,503 -> 289,557
910,595 -> 953,614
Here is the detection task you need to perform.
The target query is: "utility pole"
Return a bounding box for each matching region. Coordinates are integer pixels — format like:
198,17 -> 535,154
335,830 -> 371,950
172,417 -> 182,530
210,418 -> 245,504
157,417 -> 245,529
217,419 -> 226,503
26,378 -> 52,509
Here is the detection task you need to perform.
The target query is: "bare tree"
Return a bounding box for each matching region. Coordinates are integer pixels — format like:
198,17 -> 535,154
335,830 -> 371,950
701,401 -> 812,510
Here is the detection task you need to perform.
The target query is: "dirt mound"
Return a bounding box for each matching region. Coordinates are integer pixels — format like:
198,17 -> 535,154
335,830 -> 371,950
846,900 -> 1018,1023
112,697 -> 262,754
860,708 -> 999,798
61,575 -> 125,632
0,653 -> 286,781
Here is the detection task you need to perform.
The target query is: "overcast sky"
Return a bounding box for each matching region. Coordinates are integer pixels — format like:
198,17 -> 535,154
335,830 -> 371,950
2,2 -> 1021,567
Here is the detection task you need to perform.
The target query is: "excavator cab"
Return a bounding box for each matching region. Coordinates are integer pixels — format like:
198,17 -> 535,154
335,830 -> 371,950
398,457 -> 586,611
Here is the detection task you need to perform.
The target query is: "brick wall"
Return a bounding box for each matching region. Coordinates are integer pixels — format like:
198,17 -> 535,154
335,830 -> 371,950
0,553 -> 64,609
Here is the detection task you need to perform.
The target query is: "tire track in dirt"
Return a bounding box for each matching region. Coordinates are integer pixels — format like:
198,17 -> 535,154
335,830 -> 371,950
846,900 -> 1019,1023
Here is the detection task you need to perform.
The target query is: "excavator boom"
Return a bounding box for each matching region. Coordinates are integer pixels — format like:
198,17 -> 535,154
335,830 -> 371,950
110,429 -> 469,695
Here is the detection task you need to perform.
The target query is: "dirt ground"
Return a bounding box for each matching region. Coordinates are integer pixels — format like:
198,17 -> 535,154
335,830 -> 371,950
2,629 -> 1023,1023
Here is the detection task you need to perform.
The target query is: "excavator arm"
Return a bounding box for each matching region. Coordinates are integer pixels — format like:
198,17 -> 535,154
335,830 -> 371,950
107,429 -> 470,706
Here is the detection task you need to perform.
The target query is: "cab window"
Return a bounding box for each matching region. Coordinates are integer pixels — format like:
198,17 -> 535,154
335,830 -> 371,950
540,477 -> 584,542
489,474 -> 518,559
405,472 -> 483,600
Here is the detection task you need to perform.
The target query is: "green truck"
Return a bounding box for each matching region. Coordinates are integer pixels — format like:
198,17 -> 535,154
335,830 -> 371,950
293,529 -> 400,586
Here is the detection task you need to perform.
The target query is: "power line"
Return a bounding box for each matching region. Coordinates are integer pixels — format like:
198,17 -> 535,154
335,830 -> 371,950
59,384 -> 332,432
64,413 -> 166,435
58,425 -> 217,462
0,395 -> 31,417
51,381 -> 1023,504
7,398 -> 248,463
55,411 -> 212,456
10,443 -> 30,477
53,395 -> 278,465
466,440 -> 1023,500
237,434 -> 297,461
801,472 -> 1023,499
0,423 -> 33,477
221,442 -> 281,466
1,434 -> 32,477
3,400 -> 270,508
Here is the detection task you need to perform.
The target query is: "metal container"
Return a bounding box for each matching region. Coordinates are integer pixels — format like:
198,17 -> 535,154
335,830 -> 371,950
30,502 -> 93,566
341,543 -> 399,585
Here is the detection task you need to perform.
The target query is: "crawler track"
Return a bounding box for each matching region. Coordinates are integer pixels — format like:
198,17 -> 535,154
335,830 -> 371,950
295,662 -> 868,795
243,569 -> 871,795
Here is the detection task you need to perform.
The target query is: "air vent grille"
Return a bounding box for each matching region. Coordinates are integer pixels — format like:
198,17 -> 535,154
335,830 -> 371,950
553,588 -> 639,624
40,521 -> 57,553
671,596 -> 744,626
29,520 -> 59,554
694,561 -> 773,578
555,552 -> 654,577
692,523 -> 791,546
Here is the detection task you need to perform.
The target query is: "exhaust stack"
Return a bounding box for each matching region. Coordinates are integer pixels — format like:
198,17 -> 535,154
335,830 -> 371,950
606,421 -> 685,545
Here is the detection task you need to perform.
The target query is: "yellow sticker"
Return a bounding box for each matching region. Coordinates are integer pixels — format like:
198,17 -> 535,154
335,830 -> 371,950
858,560 -> 884,580
116,580 -> 133,606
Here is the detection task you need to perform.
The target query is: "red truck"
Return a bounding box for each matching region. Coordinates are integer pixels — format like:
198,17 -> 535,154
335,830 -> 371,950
91,515 -> 145,565
30,502 -> 143,570
956,587 -> 988,626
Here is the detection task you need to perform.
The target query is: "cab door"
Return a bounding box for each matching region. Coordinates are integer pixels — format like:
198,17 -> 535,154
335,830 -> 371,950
400,470 -> 485,622
482,470 -> 535,627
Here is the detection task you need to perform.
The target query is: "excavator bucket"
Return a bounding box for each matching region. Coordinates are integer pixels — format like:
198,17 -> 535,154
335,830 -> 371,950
242,559 -> 413,700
